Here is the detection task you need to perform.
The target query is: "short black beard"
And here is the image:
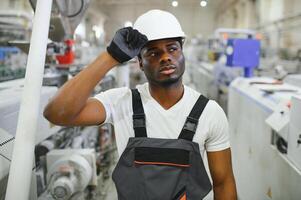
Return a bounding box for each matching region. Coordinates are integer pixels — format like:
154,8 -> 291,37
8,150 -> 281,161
159,76 -> 182,87
146,67 -> 185,88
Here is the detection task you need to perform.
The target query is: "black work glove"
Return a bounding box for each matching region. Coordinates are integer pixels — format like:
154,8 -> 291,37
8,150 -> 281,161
107,27 -> 148,63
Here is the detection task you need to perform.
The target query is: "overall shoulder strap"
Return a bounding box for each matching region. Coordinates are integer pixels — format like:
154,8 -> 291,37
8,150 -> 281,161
131,89 -> 147,137
178,95 -> 209,141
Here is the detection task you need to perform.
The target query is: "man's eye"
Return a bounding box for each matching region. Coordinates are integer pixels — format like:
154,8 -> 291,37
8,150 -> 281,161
149,52 -> 156,57
169,47 -> 178,52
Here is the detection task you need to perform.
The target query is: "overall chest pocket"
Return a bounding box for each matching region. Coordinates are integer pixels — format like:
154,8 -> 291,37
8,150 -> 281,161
134,147 -> 190,200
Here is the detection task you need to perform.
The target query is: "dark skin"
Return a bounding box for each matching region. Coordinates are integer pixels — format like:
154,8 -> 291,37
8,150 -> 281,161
138,38 -> 185,109
44,38 -> 237,199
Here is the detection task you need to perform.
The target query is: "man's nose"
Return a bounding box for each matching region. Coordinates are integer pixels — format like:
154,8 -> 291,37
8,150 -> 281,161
159,51 -> 172,64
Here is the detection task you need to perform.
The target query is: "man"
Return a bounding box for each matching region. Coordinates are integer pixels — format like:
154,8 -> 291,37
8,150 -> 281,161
44,10 -> 237,200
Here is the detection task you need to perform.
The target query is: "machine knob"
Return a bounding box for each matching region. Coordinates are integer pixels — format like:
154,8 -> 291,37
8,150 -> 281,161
51,176 -> 74,200
53,186 -> 68,199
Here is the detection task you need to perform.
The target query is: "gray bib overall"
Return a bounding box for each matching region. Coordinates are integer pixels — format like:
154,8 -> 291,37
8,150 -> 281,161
112,89 -> 212,200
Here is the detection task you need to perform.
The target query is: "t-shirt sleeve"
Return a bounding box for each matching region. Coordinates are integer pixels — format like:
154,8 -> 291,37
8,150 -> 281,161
93,91 -> 113,124
92,87 -> 129,125
205,101 -> 231,152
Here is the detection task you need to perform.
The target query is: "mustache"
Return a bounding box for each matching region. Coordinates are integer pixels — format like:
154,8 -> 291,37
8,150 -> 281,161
159,64 -> 176,72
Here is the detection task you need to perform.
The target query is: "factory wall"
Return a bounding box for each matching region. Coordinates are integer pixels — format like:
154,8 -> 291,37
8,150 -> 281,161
215,0 -> 257,29
215,0 -> 301,58
93,2 -> 216,43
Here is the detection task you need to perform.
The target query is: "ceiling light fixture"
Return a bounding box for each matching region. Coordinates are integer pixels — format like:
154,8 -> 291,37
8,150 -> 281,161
172,1 -> 178,7
200,0 -> 207,7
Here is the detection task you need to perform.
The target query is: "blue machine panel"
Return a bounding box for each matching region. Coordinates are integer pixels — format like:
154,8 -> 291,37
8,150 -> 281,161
0,47 -> 20,62
226,39 -> 260,68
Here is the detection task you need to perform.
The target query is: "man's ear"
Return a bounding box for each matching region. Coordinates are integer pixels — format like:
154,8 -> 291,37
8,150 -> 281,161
138,57 -> 144,71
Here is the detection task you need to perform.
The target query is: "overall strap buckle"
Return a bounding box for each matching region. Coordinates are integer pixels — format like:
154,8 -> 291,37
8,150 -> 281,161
183,117 -> 199,133
178,95 -> 209,141
133,113 -> 146,128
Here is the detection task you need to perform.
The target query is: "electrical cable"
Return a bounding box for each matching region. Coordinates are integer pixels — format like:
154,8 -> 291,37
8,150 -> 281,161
0,137 -> 15,146
0,137 -> 14,161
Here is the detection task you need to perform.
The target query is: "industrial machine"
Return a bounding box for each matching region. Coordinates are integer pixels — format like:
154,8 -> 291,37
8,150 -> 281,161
0,75 -> 117,200
186,29 -> 262,112
0,46 -> 27,82
0,0 -> 121,198
0,79 -> 60,142
0,79 -> 60,199
39,149 -> 97,200
0,0 -> 92,86
284,74 -> 301,88
225,38 -> 260,77
228,77 -> 301,199
287,96 -> 301,171
186,61 -> 218,99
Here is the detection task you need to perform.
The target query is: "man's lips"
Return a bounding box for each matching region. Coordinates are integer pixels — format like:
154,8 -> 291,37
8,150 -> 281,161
159,65 -> 176,75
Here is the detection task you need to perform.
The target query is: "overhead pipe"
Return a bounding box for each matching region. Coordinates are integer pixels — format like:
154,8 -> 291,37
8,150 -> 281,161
5,0 -> 53,199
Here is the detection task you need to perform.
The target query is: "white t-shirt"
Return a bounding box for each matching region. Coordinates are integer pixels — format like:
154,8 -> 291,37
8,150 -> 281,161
94,83 -> 230,156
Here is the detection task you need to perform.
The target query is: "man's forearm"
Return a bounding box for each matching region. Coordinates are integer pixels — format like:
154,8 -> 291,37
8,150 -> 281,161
213,178 -> 237,200
44,52 -> 118,122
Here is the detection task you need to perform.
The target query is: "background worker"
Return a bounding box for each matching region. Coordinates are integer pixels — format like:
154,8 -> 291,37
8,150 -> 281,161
44,9 -> 237,199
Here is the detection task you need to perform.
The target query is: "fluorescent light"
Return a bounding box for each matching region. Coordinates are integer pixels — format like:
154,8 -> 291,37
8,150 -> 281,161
124,21 -> 133,27
172,1 -> 178,7
200,0 -> 207,7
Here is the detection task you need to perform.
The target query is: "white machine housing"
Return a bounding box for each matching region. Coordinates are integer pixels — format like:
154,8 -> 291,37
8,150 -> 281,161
228,77 -> 301,200
46,149 -> 97,199
265,102 -> 290,141
0,79 -> 60,182
288,96 -> 301,170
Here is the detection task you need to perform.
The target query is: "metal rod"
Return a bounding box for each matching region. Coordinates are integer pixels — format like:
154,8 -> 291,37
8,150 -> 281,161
5,0 -> 53,199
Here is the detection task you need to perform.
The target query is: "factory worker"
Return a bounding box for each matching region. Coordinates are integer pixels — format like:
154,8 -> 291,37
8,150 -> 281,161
44,9 -> 237,200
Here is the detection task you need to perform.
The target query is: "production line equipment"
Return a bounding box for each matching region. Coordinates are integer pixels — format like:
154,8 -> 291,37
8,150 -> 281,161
1,0 -> 92,87
0,80 -> 60,199
188,28 -> 261,112
0,0 -> 122,199
0,76 -> 117,200
228,77 -> 301,199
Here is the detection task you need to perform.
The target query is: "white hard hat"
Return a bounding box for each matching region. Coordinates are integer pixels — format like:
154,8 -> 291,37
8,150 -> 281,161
133,9 -> 185,41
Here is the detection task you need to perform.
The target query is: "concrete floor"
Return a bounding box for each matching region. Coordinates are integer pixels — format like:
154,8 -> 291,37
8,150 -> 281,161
103,178 -> 118,200
96,149 -> 118,200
